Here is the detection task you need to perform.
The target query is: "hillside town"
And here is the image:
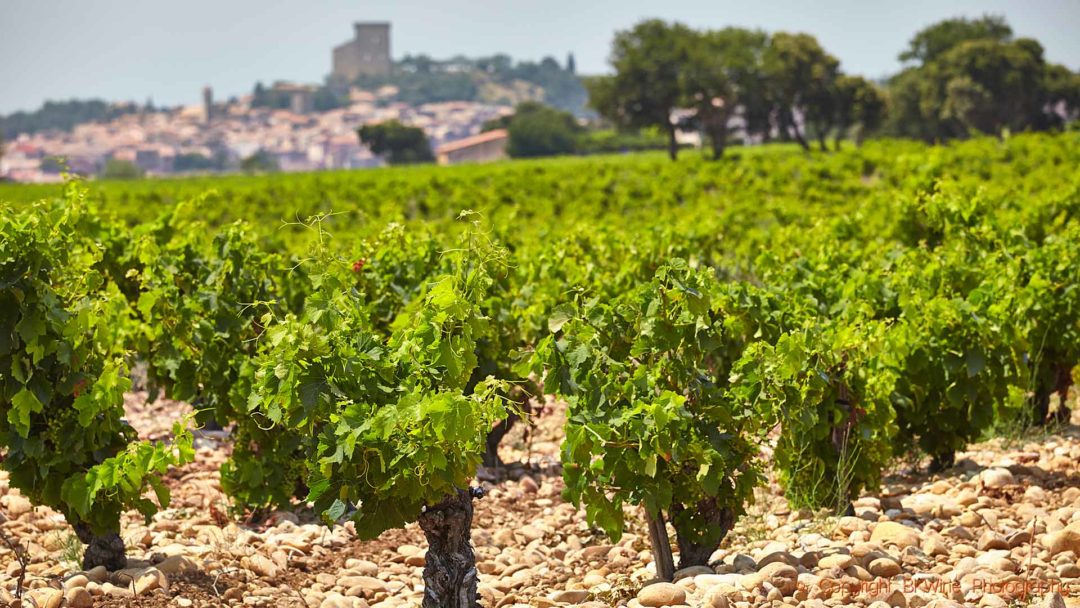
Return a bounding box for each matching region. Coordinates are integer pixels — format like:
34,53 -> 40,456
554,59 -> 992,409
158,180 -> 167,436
0,22 -> 518,182
0,87 -> 512,183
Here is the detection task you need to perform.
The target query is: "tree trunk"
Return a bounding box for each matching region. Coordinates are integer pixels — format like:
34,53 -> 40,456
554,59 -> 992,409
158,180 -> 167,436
928,451 -> 955,474
419,488 -> 482,608
644,509 -> 675,581
786,111 -> 811,151
708,127 -> 726,160
670,499 -> 734,569
74,523 -> 126,571
853,125 -> 866,148
666,123 -> 679,161
833,136 -> 842,152
817,131 -> 828,152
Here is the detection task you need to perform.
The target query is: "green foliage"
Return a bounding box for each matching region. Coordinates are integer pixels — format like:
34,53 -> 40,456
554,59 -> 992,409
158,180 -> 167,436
358,120 -> 434,165
505,102 -> 581,159
899,15 -> 1013,66
591,20 -> 695,159
358,54 -> 587,114
173,152 -> 224,173
763,32 -> 841,151
0,184 -> 193,539
575,128 -> 672,155
248,223 -> 508,538
1,133 -> 1078,567
240,150 -> 279,174
888,245 -> 1022,460
1,99 -> 141,139
887,17 -> 1077,141
832,75 -> 887,146
680,27 -> 770,158
527,260 -> 770,554
101,159 -> 144,180
734,321 -> 898,510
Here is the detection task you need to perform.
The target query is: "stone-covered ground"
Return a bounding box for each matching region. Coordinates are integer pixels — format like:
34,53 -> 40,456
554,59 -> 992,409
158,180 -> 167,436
2,393 -> 1080,608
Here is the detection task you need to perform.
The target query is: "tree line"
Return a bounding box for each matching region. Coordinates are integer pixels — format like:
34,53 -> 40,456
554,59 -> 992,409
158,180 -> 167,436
588,15 -> 1079,160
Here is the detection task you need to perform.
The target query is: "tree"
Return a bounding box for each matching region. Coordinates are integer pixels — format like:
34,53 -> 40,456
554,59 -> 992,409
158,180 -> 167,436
1044,64 -> 1080,126
101,159 -> 143,180
680,27 -> 768,158
173,152 -> 219,173
886,16 -> 1078,141
888,33 -> 1077,140
358,120 -> 435,165
504,102 -> 581,158
937,38 -> 1058,135
762,33 -> 841,151
832,75 -> 886,148
1,100 -> 140,140
590,19 -> 694,160
900,15 -> 1012,66
240,150 -> 279,173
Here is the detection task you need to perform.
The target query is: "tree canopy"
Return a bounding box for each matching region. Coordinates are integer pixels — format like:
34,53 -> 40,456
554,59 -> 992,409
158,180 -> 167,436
588,19 -> 695,160
504,102 -> 582,159
589,15 -> 1077,159
886,18 -> 1078,141
357,120 -> 435,165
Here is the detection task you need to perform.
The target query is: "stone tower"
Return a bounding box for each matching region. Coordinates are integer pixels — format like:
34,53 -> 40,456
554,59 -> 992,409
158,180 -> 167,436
202,86 -> 213,124
332,22 -> 392,83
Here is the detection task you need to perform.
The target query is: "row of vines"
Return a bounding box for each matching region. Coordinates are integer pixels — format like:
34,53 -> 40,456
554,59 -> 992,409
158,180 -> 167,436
1,133 -> 1078,606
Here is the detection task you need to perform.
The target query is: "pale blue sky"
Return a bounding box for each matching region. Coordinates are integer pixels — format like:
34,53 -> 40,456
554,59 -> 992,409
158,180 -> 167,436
2,0 -> 1078,114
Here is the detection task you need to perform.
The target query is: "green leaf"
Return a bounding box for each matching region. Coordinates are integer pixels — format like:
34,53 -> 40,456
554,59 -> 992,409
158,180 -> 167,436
325,498 -> 347,522
548,304 -> 575,333
10,388 -> 44,436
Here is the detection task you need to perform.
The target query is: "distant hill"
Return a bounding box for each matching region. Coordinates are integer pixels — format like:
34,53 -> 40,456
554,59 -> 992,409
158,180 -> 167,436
1,100 -> 144,139
347,53 -> 589,116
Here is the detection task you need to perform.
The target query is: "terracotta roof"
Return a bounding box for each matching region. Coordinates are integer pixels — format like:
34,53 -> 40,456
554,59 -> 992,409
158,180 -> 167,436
437,129 -> 508,154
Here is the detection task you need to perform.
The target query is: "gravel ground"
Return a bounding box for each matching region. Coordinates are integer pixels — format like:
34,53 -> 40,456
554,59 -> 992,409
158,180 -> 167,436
2,393 -> 1080,608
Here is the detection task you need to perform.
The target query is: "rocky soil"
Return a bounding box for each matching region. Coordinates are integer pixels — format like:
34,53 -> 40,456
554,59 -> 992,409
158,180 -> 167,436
2,394 -> 1080,608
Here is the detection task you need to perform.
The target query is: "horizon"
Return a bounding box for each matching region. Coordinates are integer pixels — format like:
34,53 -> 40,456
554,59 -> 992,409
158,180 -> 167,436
2,0 -> 1079,116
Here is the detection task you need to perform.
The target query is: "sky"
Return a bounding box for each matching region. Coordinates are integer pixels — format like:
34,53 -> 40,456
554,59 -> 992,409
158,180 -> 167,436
2,0 -> 1079,115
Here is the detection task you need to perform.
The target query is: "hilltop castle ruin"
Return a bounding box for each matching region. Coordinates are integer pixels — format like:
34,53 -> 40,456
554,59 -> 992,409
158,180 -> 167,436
332,22 -> 392,82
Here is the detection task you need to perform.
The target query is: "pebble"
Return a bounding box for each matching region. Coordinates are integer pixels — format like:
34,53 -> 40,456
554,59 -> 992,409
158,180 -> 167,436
870,521 -> 921,548
637,582 -> 686,606
549,589 -> 589,603
980,468 -> 1015,488
64,587 -> 93,608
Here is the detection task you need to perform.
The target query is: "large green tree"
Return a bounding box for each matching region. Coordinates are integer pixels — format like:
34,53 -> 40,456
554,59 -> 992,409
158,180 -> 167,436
680,28 -> 769,159
832,75 -> 887,148
887,16 -> 1078,141
358,120 -> 435,165
589,19 -> 694,160
762,32 -> 841,151
503,102 -> 581,159
899,15 -> 1012,66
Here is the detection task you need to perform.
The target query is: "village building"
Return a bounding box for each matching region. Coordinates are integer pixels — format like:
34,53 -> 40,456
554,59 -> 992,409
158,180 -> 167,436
436,129 -> 509,165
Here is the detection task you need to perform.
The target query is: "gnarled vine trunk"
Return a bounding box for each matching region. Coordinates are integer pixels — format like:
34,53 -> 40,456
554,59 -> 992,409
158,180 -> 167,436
483,410 -> 520,469
644,509 -> 675,581
74,523 -> 126,571
419,488 -> 482,608
670,498 -> 734,569
1032,362 -> 1074,425
928,450 -> 955,474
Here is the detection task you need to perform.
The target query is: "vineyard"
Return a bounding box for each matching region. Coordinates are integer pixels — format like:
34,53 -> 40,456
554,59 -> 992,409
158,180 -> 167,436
1,133 -> 1080,608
